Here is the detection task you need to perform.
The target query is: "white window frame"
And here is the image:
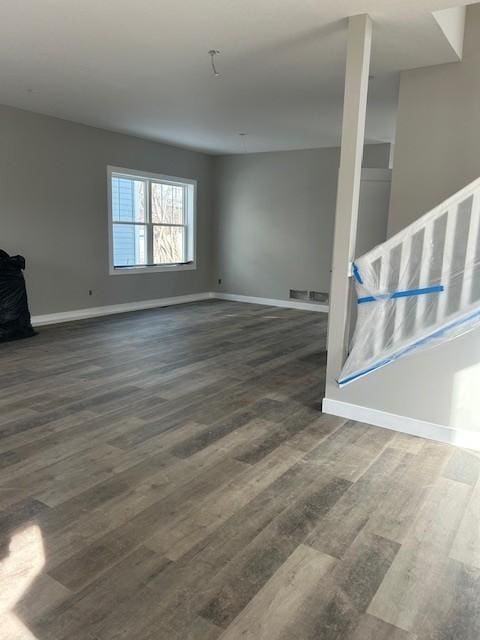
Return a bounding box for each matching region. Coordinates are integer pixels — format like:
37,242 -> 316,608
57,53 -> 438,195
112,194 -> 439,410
107,165 -> 197,275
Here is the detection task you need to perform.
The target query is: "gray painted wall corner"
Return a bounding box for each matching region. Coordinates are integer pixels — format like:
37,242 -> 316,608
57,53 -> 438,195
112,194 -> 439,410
0,105 -> 215,315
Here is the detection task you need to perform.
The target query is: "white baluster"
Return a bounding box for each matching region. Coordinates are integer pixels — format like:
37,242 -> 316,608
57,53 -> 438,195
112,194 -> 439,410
392,236 -> 412,344
415,221 -> 434,331
372,255 -> 386,358
460,193 -> 480,309
437,208 -> 457,322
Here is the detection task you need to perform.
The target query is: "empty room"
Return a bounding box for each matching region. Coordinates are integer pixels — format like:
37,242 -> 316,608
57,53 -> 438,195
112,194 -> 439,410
2,1 -> 480,639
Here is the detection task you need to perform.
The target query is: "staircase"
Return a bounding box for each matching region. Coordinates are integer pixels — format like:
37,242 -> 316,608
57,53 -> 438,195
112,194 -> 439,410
339,176 -> 480,386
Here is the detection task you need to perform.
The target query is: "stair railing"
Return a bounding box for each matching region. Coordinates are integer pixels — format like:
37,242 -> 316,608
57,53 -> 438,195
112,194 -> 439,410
339,176 -> 480,386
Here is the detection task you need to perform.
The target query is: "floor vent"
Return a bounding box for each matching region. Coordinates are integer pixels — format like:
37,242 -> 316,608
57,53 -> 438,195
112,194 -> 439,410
289,289 -> 309,300
309,291 -> 329,303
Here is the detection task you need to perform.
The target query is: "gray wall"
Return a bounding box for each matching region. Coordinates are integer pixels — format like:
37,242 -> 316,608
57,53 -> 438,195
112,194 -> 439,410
0,103 -> 391,321
212,147 -> 338,300
362,143 -> 393,170
329,4 -> 480,432
0,105 -> 214,316
212,144 -> 391,302
355,169 -> 392,257
389,4 -> 480,236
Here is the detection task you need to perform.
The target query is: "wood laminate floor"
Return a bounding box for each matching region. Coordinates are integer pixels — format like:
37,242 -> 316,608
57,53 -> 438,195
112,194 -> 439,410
0,300 -> 479,640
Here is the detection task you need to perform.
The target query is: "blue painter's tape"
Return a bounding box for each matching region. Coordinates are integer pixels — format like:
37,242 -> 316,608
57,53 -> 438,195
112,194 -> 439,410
338,302 -> 480,387
392,285 -> 444,299
357,285 -> 444,305
352,263 -> 363,285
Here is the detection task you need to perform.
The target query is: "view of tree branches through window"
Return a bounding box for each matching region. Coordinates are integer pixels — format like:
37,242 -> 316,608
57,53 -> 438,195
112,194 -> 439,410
152,183 -> 184,264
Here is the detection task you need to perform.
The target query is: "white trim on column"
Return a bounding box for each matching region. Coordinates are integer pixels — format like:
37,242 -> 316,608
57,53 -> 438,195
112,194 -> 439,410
322,397 -> 480,451
326,13 -> 373,397
214,292 -> 329,313
31,292 -> 214,326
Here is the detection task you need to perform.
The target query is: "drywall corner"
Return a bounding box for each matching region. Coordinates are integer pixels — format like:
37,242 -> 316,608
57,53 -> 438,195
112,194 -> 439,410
433,6 -> 466,60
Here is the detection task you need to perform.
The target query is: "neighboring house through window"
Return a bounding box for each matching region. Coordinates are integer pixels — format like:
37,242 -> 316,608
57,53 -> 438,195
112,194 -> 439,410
107,166 -> 196,274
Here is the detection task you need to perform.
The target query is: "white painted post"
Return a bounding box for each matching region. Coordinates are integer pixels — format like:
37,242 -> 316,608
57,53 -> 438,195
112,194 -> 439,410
325,14 -> 372,396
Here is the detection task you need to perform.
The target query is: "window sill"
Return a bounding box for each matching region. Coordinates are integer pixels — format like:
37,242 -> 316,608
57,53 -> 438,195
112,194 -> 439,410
109,263 -> 197,276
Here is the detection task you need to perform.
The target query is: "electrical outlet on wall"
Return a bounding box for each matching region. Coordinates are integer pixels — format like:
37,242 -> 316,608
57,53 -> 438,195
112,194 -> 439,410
88,290 -> 93,296
218,278 -> 222,285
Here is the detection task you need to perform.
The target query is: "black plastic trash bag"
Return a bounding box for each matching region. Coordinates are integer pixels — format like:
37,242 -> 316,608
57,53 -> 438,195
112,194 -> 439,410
0,250 -> 36,342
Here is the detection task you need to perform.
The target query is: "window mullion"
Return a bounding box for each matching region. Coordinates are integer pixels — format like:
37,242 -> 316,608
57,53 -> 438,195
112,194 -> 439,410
151,223 -> 187,228
112,221 -> 146,226
183,184 -> 188,261
147,180 -> 153,264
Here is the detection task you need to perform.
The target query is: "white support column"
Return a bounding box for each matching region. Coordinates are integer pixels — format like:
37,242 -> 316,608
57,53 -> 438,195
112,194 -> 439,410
325,14 -> 372,396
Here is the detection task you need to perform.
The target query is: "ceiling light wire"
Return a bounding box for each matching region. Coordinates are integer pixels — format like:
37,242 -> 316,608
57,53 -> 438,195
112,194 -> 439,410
239,132 -> 248,153
208,49 -> 220,77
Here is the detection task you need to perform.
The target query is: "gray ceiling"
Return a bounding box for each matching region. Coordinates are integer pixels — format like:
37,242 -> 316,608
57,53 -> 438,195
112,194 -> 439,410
0,0 -> 469,154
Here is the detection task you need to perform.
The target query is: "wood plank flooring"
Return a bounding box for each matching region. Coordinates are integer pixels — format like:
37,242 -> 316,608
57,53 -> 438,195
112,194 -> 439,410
0,299 -> 479,639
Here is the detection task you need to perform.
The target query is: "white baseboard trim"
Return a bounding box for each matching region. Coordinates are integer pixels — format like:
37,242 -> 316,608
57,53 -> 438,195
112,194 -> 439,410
31,292 -> 214,327
213,292 -> 329,313
31,290 -> 328,327
322,397 -> 480,451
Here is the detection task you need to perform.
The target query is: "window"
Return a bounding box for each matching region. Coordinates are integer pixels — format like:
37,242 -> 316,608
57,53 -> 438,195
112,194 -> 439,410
107,167 -> 196,274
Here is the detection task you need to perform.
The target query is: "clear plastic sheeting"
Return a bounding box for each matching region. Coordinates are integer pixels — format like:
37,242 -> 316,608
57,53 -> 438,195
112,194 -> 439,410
338,176 -> 480,387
